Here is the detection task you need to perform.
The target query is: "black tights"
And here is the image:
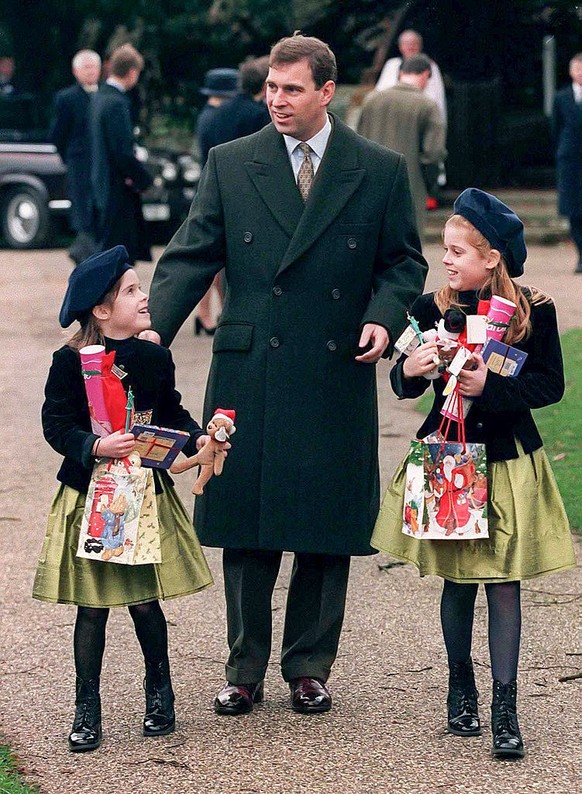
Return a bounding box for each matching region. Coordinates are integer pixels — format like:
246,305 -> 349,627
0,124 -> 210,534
73,601 -> 169,681
440,579 -> 521,684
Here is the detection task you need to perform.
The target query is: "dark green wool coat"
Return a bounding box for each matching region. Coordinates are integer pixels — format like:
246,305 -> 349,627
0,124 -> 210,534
148,115 -> 427,555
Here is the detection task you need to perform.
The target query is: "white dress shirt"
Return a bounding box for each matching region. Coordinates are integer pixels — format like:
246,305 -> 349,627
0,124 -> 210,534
283,115 -> 332,180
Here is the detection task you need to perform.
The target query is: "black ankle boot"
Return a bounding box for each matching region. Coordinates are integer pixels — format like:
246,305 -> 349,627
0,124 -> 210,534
447,659 -> 481,736
491,679 -> 524,759
68,677 -> 102,752
143,660 -> 175,736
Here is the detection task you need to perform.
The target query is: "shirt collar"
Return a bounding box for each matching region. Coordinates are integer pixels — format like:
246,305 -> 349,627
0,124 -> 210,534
283,114 -> 332,160
106,77 -> 126,93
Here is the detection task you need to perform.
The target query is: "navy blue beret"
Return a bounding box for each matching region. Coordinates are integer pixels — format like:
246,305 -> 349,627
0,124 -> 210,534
453,188 -> 527,277
59,245 -> 132,328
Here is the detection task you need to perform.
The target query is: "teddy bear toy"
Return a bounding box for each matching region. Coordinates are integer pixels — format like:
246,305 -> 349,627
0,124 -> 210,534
170,408 -> 236,495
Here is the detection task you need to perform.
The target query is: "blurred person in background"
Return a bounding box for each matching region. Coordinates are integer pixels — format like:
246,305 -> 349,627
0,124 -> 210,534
552,52 -> 582,274
194,67 -> 239,335
90,44 -> 153,266
51,49 -> 102,264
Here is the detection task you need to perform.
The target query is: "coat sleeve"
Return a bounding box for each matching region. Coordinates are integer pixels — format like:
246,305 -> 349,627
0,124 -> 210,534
49,92 -> 72,158
102,97 -> 153,192
42,347 -> 98,469
360,155 -> 428,355
155,348 -> 204,456
478,299 -> 565,414
148,148 -> 226,346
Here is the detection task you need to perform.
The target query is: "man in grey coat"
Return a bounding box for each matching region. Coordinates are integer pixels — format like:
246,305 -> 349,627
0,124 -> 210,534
144,34 -> 427,716
358,54 -> 446,239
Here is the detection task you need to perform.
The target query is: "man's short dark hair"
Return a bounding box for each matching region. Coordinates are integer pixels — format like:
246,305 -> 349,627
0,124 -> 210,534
400,54 -> 432,77
109,44 -> 144,78
269,34 -> 337,88
240,56 -> 270,96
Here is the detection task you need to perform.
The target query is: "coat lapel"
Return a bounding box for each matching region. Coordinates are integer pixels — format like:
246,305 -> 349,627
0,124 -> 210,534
244,116 -> 365,273
279,118 -> 365,272
244,125 -> 304,239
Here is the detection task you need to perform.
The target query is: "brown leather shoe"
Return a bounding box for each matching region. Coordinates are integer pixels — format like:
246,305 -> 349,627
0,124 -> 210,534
289,677 -> 332,714
214,681 -> 264,715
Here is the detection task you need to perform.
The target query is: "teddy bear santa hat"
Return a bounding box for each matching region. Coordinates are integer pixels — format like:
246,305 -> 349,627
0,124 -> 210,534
212,408 -> 236,432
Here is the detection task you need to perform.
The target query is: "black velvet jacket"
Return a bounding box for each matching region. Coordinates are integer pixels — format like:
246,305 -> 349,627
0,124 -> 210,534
391,289 -> 565,462
42,337 -> 203,494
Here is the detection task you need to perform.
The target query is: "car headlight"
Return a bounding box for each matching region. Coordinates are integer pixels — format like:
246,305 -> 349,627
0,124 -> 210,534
178,154 -> 201,183
161,162 -> 178,181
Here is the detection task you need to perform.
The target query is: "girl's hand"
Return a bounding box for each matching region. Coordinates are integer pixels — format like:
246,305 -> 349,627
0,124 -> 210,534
457,353 -> 488,397
96,431 -> 137,459
402,341 -> 439,378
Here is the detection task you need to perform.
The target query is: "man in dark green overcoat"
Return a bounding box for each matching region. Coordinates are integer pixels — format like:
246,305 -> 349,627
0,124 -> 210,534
145,34 -> 428,715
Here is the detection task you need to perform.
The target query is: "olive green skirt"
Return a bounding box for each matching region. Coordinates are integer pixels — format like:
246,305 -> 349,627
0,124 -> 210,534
33,476 -> 214,608
371,444 -> 576,583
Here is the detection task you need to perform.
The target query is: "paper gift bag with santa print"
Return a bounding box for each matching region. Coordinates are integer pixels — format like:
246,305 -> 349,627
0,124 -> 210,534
77,457 -> 161,565
403,438 -> 488,540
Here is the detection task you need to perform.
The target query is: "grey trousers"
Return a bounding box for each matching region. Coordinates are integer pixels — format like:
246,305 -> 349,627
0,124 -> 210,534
222,548 -> 351,684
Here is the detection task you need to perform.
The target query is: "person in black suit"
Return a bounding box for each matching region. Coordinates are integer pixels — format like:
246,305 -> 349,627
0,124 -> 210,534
51,50 -> 102,264
203,56 -> 271,150
90,44 -> 153,266
552,53 -> 582,273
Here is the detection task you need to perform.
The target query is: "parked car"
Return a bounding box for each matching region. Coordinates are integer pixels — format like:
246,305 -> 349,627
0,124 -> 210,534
0,94 -> 199,249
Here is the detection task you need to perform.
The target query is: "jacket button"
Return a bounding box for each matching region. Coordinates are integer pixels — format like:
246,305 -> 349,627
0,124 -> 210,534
243,231 -> 253,243
272,285 -> 283,296
476,422 -> 483,430
326,340 -> 337,352
331,288 -> 341,300
347,237 -> 357,249
269,337 -> 280,348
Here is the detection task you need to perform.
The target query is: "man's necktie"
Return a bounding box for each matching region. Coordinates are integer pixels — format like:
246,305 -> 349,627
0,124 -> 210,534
297,142 -> 314,202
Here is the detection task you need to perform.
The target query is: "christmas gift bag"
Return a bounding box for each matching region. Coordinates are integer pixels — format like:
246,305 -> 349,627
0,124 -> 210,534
77,457 -> 161,565
403,389 -> 488,540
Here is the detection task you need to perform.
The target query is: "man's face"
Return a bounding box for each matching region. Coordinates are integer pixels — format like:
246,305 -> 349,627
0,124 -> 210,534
73,59 -> 101,88
266,59 -> 335,141
570,58 -> 582,86
399,33 -> 422,59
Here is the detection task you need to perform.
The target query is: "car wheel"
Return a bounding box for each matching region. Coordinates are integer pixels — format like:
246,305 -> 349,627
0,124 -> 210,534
1,186 -> 51,248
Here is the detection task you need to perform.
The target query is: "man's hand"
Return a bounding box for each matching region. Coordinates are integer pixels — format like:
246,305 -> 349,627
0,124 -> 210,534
355,323 -> 389,363
138,330 -> 161,344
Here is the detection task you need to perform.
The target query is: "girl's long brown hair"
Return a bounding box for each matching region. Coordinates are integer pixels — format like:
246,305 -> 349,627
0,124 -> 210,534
66,281 -> 121,351
435,214 -> 550,344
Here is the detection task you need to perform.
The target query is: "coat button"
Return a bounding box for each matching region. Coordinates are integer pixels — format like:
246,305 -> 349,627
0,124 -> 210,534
326,340 -> 337,351
243,231 -> 253,243
476,422 -> 483,430
269,337 -> 280,348
331,288 -> 341,300
272,285 -> 283,296
347,237 -> 357,249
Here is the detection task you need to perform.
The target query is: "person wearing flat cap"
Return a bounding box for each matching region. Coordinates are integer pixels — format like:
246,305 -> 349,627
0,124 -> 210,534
34,245 -> 213,753
196,68 -> 240,167
372,187 -> 575,761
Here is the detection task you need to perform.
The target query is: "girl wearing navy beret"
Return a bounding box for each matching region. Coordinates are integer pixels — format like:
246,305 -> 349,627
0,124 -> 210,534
371,189 -> 576,759
33,246 -> 213,752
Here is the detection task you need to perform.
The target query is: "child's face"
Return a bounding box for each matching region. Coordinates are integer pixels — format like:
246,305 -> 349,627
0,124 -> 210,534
442,225 -> 497,292
96,269 -> 150,338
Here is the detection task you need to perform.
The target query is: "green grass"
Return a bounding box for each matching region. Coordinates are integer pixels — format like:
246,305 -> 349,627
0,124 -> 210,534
0,746 -> 38,794
415,328 -> 582,533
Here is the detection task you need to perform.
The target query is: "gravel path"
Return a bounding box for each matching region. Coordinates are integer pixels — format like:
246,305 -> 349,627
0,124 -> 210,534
0,239 -> 579,793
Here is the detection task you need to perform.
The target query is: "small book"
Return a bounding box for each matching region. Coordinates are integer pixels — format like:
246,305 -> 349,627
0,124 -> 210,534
130,424 -> 191,469
482,339 -> 528,377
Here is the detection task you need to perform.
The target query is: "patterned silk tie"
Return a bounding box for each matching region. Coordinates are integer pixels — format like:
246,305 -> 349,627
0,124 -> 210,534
297,142 -> 314,202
